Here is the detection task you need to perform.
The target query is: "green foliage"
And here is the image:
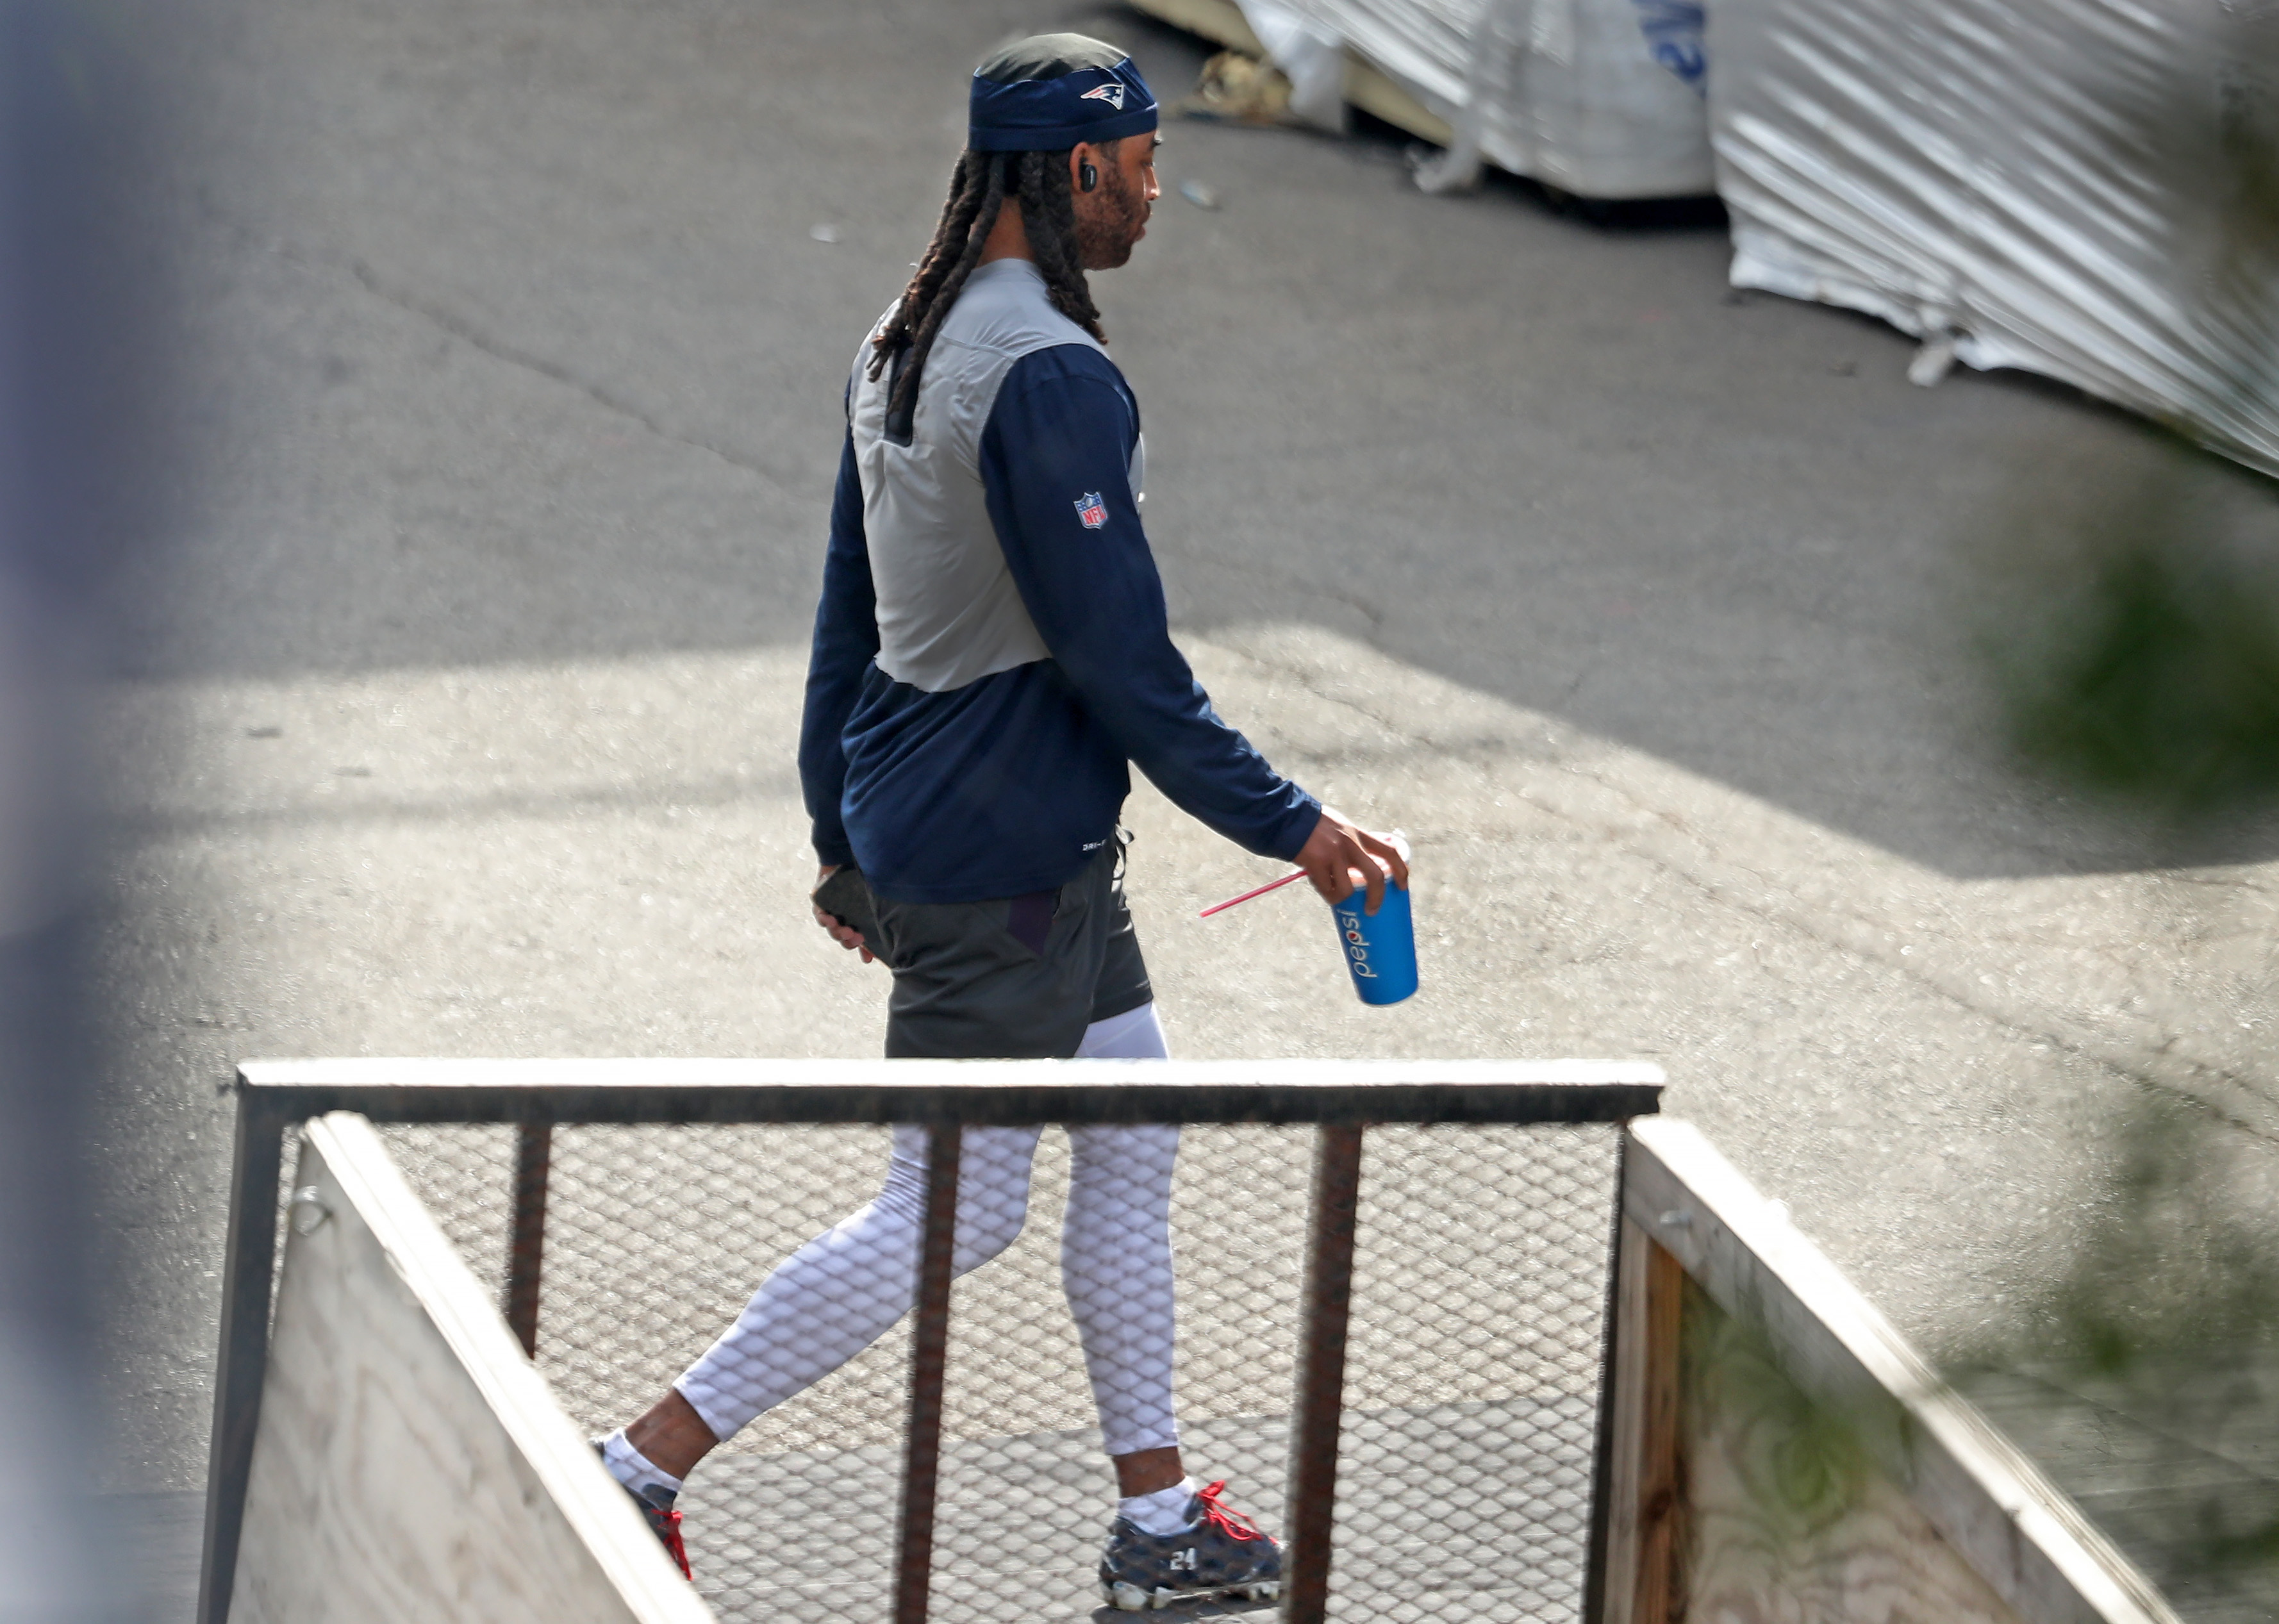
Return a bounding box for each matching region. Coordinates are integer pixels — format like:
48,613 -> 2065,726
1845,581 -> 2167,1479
1977,443 -> 2279,823
1948,11 -> 2279,1604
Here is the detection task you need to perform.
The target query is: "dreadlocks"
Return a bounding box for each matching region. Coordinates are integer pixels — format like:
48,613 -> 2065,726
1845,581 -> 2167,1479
868,145 -> 1109,437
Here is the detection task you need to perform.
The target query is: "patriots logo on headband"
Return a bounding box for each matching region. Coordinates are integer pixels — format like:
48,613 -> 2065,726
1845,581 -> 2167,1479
969,38 -> 1157,152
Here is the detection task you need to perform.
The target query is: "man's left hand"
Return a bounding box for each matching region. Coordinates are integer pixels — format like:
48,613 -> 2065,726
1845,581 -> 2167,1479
813,864 -> 877,963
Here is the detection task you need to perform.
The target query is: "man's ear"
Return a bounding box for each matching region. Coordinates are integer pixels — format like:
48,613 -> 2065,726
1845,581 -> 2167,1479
1073,144 -> 1100,193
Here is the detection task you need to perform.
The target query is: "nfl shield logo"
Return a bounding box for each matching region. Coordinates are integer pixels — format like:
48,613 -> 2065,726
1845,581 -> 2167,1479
1074,492 -> 1108,529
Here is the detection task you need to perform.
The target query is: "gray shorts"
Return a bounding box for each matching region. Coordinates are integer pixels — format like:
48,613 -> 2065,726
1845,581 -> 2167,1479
872,845 -> 1153,1060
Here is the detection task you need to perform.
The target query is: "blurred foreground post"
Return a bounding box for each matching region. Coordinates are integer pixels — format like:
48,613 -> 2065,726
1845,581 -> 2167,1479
0,1 -> 165,1620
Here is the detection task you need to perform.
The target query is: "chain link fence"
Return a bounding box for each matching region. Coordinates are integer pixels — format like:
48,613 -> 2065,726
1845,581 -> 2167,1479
364,1116 -> 1621,1623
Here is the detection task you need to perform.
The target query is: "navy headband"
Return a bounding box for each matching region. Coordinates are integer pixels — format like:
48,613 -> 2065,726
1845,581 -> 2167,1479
969,45 -> 1158,153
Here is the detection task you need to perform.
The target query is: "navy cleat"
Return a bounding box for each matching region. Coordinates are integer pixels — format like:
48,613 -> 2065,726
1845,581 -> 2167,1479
1098,1479 -> 1281,1612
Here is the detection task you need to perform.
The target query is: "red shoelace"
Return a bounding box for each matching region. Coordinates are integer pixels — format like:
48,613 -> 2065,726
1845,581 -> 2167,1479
1193,1480 -> 1266,1544
652,1505 -> 692,1580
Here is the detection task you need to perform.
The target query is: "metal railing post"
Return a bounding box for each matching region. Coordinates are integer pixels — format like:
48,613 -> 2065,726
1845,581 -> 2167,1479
194,1092 -> 291,1624
893,1119 -> 963,1624
1282,1121 -> 1365,1624
503,1117 -> 553,1357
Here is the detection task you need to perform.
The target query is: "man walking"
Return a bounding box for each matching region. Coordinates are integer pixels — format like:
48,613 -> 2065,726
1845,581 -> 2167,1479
594,35 -> 1407,1611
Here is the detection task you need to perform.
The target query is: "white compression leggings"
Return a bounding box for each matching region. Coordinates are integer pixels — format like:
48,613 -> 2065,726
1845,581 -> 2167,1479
675,1002 -> 1179,1457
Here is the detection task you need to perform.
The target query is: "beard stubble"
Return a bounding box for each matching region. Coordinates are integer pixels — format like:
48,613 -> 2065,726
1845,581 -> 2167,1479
1075,167 -> 1148,270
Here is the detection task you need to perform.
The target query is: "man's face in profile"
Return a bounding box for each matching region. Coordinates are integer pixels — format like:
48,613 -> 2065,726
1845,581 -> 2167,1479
1074,134 -> 1162,271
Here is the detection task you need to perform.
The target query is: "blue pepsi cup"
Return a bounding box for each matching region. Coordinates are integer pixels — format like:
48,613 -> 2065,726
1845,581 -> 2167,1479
1329,858 -> 1418,1006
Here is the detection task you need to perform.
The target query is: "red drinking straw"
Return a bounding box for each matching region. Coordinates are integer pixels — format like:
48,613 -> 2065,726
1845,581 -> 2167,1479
1198,869 -> 1307,918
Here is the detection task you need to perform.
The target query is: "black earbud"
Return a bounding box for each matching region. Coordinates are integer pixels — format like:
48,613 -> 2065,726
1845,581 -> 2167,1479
1079,160 -> 1099,192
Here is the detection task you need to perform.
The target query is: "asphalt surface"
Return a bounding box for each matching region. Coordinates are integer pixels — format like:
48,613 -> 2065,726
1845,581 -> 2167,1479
93,0 -> 2279,1613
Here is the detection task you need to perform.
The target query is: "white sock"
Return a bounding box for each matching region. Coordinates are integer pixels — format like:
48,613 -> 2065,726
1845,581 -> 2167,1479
1120,1476 -> 1198,1536
597,1428 -> 683,1509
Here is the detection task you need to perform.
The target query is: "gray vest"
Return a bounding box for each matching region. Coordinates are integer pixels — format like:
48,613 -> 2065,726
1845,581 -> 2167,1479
848,259 -> 1145,695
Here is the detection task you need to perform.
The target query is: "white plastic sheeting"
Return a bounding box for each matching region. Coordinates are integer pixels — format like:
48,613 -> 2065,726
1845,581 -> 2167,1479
1235,0 -> 1715,197
1240,0 -> 1352,129
1709,0 -> 2279,476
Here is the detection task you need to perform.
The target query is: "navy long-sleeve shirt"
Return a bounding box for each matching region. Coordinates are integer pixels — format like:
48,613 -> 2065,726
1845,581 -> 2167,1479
800,273 -> 1318,904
